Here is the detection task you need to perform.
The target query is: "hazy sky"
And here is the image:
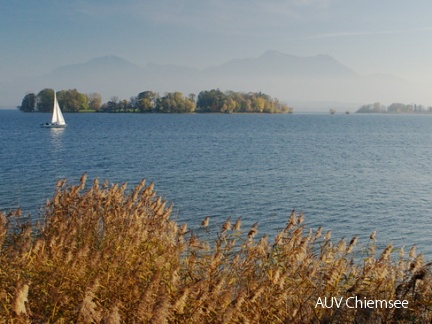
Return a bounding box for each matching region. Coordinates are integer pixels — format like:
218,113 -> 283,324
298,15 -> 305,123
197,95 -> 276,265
2,0 -> 432,95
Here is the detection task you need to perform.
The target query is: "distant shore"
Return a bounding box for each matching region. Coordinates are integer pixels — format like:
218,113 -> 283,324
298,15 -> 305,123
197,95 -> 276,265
357,102 -> 432,114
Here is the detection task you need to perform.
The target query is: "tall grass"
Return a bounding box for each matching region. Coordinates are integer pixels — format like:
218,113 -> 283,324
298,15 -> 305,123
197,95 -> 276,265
1,175 -> 432,322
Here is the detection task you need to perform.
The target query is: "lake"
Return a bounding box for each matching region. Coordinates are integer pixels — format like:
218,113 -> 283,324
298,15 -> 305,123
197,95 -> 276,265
1,109 -> 432,257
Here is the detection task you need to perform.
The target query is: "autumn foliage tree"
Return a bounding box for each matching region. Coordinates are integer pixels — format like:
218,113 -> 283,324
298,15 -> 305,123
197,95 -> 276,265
155,92 -> 195,113
196,89 -> 292,113
87,92 -> 102,111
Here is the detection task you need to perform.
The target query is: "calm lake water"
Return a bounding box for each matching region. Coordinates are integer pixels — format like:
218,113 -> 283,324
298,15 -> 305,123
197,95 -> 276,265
1,109 -> 432,256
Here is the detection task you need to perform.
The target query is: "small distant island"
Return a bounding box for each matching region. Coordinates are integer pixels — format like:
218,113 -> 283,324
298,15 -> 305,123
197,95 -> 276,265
18,88 -> 293,114
356,102 -> 432,114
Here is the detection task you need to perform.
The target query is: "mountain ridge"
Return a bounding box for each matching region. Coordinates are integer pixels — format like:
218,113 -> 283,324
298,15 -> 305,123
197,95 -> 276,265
205,50 -> 358,78
0,51 -> 412,111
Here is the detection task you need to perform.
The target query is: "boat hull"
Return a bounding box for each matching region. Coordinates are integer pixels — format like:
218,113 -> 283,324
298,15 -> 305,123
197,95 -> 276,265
41,123 -> 67,128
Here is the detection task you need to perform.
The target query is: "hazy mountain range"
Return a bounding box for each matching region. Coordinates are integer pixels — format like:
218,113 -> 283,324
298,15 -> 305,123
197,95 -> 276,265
0,51 -> 415,111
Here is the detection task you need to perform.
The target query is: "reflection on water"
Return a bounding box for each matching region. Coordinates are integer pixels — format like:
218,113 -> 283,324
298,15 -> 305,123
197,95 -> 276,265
47,127 -> 68,181
49,128 -> 65,150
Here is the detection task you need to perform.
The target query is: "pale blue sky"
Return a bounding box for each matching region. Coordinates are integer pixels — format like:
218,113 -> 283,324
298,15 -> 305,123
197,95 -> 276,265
2,0 -> 432,100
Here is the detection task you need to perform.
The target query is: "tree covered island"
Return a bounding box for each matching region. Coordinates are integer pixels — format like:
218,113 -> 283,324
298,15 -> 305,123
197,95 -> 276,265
356,102 -> 432,113
18,88 -> 293,114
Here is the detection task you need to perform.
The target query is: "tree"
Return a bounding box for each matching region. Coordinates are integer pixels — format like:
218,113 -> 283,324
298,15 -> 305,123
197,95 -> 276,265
372,102 -> 386,113
36,88 -> 55,112
388,103 -> 412,113
104,100 -> 118,113
18,93 -> 36,112
254,97 -> 266,113
136,91 -> 158,113
119,99 -> 129,112
87,93 -> 102,111
183,97 -> 195,113
155,92 -> 195,113
196,89 -> 226,112
57,89 -> 88,112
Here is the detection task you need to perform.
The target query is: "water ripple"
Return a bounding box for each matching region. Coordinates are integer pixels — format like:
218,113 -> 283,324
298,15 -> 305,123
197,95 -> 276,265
2,111 -> 432,256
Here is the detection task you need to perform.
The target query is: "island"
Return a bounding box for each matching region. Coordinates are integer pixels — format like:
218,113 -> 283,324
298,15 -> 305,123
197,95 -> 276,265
18,88 -> 293,114
356,102 -> 432,114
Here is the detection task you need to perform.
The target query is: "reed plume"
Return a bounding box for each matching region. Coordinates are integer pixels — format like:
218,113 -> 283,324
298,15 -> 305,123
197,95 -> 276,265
0,175 -> 431,322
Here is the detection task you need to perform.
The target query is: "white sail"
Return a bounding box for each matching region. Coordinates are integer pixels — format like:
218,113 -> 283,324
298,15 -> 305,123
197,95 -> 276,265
51,92 -> 66,125
41,90 -> 67,128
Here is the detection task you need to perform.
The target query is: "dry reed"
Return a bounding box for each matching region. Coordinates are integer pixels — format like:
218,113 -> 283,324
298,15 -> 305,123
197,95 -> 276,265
0,175 -> 431,322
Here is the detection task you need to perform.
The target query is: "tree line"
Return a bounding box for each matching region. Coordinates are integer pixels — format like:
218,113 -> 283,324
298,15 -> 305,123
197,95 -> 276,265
196,89 -> 292,113
18,88 -> 293,114
18,89 -> 102,113
103,91 -> 195,113
356,102 -> 432,113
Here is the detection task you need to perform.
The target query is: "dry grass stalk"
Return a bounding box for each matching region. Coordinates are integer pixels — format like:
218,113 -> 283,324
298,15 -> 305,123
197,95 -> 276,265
1,176 -> 432,322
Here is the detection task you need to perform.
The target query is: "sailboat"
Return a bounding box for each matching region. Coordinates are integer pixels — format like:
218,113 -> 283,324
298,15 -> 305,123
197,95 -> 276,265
41,91 -> 67,128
